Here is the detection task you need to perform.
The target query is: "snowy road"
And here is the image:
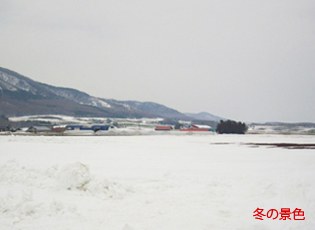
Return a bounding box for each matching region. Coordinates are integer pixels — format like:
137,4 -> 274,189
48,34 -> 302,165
1,134 -> 314,229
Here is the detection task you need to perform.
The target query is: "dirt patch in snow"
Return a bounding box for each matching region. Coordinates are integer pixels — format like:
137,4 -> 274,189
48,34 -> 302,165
212,142 -> 315,149
244,143 -> 315,149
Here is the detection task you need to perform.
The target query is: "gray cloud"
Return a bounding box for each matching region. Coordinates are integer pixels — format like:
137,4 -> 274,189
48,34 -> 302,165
1,0 -> 315,122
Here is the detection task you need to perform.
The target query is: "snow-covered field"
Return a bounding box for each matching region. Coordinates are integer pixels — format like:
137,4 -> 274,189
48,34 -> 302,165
1,134 -> 314,230
8,115 -> 163,127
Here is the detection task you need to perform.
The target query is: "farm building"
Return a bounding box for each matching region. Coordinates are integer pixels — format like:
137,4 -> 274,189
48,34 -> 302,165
51,126 -> 68,133
191,124 -> 212,129
180,124 -> 215,132
27,126 -> 51,133
65,125 -> 112,132
91,125 -> 112,132
65,125 -> 82,131
155,126 -> 173,131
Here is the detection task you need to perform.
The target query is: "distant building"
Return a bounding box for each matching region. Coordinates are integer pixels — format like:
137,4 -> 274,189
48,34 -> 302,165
180,124 -> 214,132
155,126 -> 173,131
27,126 -> 51,133
51,126 -> 68,133
191,124 -> 212,129
91,125 -> 112,132
65,125 -> 111,132
65,125 -> 82,131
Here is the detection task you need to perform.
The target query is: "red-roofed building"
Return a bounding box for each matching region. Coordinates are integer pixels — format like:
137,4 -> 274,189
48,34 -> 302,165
155,126 -> 173,131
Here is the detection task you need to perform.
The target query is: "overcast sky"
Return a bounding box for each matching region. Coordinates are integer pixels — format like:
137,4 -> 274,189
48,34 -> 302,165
1,1 -> 314,122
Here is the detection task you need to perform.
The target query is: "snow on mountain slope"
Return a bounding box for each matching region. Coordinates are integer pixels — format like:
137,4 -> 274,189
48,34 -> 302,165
0,67 -> 193,119
0,71 -> 37,94
42,85 -> 111,108
121,101 -> 190,120
0,67 -> 111,109
90,97 -> 111,108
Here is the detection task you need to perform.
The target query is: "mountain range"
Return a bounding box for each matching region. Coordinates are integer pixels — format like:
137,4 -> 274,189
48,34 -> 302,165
185,112 -> 224,122
0,67 -> 221,121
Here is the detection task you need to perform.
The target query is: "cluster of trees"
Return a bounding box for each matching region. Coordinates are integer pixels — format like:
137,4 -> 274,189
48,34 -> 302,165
174,121 -> 182,129
216,120 -> 248,134
0,114 -> 9,126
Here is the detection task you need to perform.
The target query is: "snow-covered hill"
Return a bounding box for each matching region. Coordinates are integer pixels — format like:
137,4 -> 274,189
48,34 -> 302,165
0,67 -> 190,119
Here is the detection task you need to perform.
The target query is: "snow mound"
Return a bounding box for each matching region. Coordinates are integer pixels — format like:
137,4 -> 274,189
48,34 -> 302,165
122,224 -> 135,230
0,161 -> 129,228
0,189 -> 42,219
56,162 -> 91,191
55,162 -> 129,199
0,161 -> 128,197
0,189 -> 77,223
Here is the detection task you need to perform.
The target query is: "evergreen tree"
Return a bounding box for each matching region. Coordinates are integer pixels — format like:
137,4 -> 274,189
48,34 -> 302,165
216,120 -> 248,134
174,121 -> 182,129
